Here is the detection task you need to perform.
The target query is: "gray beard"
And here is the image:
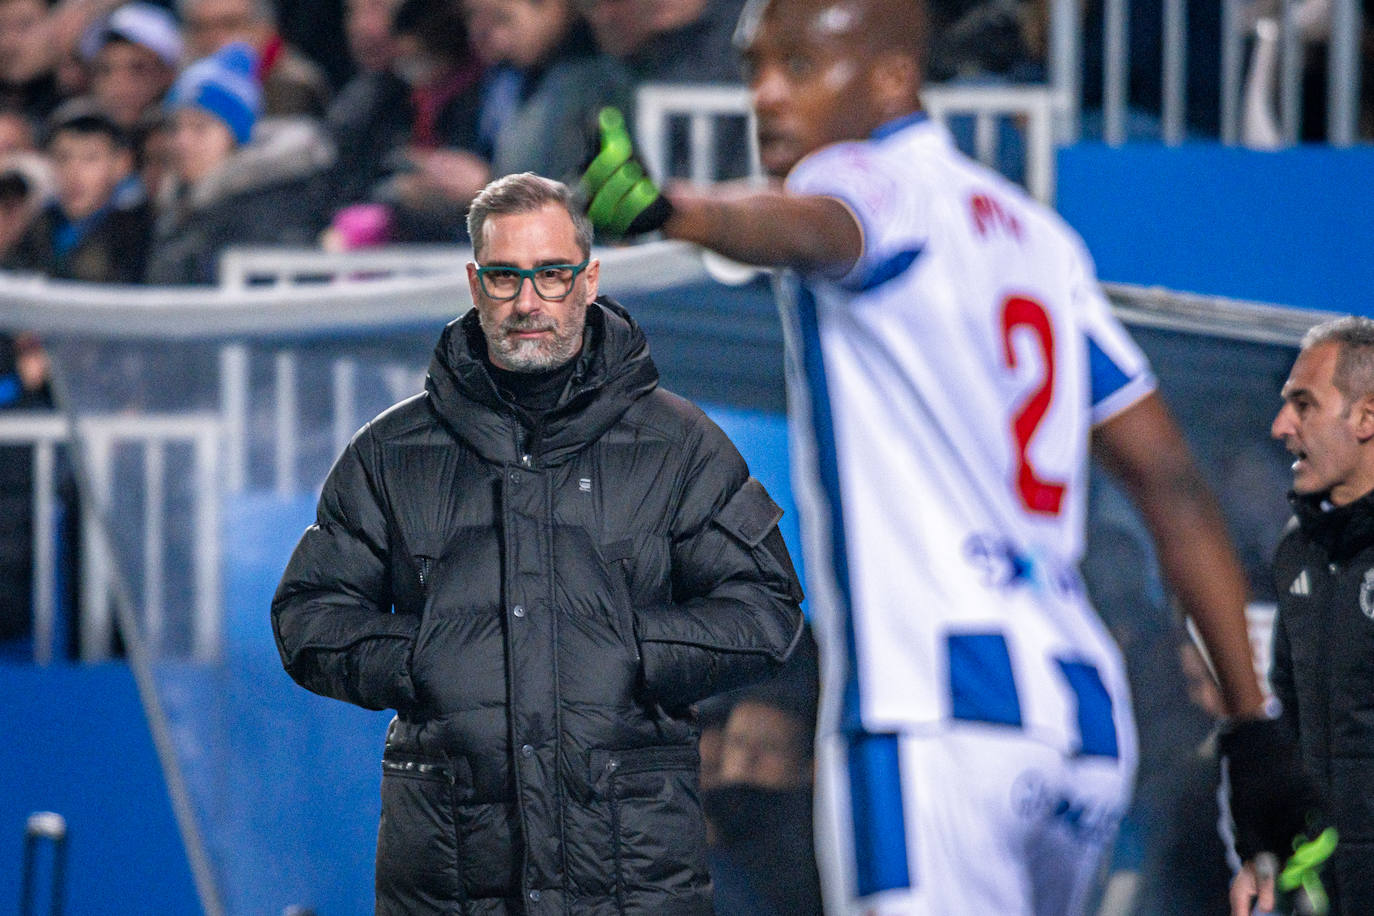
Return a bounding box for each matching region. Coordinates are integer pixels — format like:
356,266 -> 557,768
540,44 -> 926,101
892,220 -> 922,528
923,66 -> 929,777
481,312 -> 585,372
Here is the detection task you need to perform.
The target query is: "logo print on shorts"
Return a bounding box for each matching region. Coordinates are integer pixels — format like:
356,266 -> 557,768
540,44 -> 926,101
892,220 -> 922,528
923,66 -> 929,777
1360,568 -> 1374,619
578,478 -> 591,492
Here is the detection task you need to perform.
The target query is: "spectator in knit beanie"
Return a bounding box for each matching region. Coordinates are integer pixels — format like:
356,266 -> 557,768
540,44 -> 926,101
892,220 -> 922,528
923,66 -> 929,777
145,40 -> 335,283
81,2 -> 184,130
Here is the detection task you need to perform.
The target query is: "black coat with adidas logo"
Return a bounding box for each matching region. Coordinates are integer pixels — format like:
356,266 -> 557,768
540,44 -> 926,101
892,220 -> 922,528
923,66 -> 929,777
271,298 -> 805,915
1271,488 -> 1374,914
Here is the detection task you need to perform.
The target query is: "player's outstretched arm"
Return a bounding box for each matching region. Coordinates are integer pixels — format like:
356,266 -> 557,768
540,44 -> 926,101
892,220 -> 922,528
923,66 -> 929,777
1090,391 -> 1264,718
578,107 -> 860,274
663,184 -> 861,277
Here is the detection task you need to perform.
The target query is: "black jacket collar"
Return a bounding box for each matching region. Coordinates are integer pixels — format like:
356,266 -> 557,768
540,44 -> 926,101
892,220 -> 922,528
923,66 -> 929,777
423,297 -> 659,467
1291,487 -> 1374,564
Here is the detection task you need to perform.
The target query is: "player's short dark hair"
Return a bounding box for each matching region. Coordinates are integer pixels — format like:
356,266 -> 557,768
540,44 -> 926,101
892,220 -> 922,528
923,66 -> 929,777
1303,316 -> 1374,404
466,172 -> 594,260
44,100 -> 132,151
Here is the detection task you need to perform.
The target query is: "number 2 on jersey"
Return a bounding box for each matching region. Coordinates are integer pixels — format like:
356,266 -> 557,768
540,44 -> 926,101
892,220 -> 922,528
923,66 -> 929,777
1000,295 -> 1066,516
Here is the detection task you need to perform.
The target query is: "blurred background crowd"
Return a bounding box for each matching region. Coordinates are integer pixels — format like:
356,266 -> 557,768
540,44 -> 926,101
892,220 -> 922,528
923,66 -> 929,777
0,0 -> 1370,913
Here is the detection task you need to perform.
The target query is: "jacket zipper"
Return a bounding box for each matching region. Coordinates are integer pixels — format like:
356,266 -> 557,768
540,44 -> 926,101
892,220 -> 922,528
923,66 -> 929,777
416,555 -> 432,594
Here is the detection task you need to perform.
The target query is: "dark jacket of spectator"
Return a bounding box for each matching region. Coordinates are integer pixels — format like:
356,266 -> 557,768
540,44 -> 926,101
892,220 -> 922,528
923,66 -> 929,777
272,301 -> 804,914
325,66 -> 481,210
0,332 -> 52,643
617,0 -> 746,85
1270,489 -> 1374,914
484,25 -> 632,184
5,180 -> 151,282
144,118 -> 334,284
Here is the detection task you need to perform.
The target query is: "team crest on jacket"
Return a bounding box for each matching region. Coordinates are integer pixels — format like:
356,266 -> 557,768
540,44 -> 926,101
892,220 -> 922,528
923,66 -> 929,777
1360,568 -> 1374,619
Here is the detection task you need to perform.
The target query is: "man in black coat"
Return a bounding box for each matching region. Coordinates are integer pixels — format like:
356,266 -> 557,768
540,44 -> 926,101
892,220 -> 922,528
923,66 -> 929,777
1255,315 -> 1374,915
272,171 -> 805,915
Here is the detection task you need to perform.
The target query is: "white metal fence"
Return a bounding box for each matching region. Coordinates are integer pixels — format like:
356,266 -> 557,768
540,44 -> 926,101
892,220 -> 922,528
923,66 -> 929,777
1051,0 -> 1365,146
0,412 -> 221,663
634,81 -> 1065,202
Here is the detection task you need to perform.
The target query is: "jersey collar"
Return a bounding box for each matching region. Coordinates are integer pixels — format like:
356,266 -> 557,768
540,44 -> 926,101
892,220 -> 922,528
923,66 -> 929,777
870,111 -> 931,141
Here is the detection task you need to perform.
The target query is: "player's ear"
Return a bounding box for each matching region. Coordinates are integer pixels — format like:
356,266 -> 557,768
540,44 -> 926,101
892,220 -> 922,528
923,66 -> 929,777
870,52 -> 921,115
1351,393 -> 1374,442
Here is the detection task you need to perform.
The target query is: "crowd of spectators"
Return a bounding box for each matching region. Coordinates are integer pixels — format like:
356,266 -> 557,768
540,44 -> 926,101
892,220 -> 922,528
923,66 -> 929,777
0,0 -> 1052,283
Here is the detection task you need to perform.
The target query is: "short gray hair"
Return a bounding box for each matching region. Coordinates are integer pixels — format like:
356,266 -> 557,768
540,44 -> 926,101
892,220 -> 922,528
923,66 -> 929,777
466,172 -> 593,260
1302,315 -> 1374,402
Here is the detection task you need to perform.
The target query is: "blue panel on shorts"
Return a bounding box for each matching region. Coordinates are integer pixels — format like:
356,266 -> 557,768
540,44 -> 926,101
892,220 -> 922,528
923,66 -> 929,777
1055,659 -> 1119,759
947,632 -> 1023,727
848,732 -> 912,897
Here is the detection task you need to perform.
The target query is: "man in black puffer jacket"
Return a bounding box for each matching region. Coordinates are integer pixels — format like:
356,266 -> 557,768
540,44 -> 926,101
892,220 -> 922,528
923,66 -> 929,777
272,172 -> 805,915
1264,315 -> 1374,915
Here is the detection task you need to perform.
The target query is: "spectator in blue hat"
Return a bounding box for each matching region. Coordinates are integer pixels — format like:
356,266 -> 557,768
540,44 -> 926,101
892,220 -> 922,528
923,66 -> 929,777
144,41 -> 336,283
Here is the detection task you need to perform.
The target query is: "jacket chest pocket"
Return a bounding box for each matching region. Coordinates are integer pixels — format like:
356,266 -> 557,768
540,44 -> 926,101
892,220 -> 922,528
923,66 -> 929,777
589,745 -> 709,909
602,533 -> 671,608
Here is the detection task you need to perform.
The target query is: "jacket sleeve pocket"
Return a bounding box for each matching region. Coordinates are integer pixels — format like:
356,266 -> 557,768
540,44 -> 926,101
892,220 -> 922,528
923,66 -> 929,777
713,477 -> 783,548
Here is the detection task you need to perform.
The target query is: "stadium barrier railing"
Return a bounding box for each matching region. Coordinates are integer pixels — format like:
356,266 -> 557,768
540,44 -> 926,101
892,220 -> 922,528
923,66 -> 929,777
0,241 -> 1340,665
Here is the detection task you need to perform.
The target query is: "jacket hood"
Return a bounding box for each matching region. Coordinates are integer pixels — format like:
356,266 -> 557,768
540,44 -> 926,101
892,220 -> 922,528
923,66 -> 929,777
1290,487 -> 1374,563
424,296 -> 659,466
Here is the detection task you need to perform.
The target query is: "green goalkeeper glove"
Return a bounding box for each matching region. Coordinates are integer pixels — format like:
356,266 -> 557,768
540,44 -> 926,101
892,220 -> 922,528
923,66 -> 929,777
580,107 -> 674,236
1278,827 -> 1338,915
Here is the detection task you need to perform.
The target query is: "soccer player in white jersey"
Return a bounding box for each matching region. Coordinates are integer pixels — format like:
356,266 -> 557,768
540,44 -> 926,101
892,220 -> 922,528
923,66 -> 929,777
581,0 -> 1328,912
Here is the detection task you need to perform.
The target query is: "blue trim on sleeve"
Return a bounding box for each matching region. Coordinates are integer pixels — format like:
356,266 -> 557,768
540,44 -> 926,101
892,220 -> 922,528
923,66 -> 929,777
848,732 -> 912,897
1087,333 -> 1133,407
1055,659 -> 1119,758
0,373 -> 22,406
796,283 -> 866,732
947,632 -> 1023,727
844,247 -> 923,293
871,111 -> 930,140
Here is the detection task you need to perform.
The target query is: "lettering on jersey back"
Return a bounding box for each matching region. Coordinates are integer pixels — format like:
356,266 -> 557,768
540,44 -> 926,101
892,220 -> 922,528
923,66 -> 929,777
969,192 -> 1023,241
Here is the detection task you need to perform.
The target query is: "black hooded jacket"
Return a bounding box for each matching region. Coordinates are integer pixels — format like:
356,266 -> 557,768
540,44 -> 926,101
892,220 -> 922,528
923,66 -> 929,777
272,299 -> 804,914
1271,489 -> 1374,913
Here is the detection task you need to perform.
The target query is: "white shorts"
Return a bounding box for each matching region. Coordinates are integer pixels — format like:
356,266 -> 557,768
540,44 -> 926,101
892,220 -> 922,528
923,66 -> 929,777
815,721 -> 1137,916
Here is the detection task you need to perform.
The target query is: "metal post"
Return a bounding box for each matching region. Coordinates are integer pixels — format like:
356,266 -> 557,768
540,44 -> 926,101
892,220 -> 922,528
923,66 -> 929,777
332,358 -> 357,458
142,439 -> 165,656
1162,0 -> 1188,143
1048,0 -> 1081,142
79,434 -> 112,662
219,344 -> 249,491
1279,0 -> 1304,144
1104,0 -> 1131,145
974,111 -> 998,167
274,350 -> 297,495
1221,0 -> 1244,144
633,89 -> 670,182
193,423 -> 221,661
21,811 -> 67,916
31,440 -> 55,665
690,114 -> 716,183
1027,89 -> 1056,205
1328,0 -> 1363,146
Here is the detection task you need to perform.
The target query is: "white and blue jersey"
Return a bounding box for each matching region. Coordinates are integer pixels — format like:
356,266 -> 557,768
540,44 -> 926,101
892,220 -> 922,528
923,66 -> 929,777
783,114 -> 1150,914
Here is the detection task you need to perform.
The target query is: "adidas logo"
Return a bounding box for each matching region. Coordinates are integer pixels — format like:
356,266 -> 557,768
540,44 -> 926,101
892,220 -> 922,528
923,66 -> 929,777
1289,569 -> 1311,597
